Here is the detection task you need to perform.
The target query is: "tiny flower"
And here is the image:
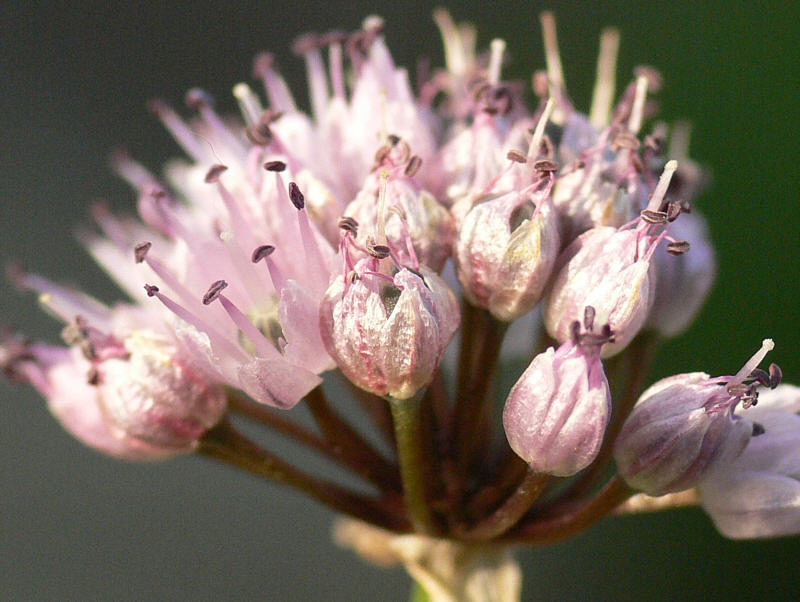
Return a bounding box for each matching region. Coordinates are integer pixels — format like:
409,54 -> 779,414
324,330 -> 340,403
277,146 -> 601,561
698,383 -> 800,539
614,339 -> 780,496
544,160 -> 686,356
454,103 -> 561,321
344,143 -> 454,272
319,240 -> 459,399
503,307 -> 612,476
94,329 -> 226,449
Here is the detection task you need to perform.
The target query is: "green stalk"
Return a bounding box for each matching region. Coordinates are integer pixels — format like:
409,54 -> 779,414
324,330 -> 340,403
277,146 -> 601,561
388,393 -> 437,534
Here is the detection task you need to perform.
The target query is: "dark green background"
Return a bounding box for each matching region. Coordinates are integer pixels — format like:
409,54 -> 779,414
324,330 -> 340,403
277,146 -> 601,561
2,1 -> 798,600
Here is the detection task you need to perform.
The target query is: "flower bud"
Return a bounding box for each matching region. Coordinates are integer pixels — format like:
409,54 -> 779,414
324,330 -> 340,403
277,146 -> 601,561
455,183 -> 560,321
319,258 -> 459,399
544,161 -> 683,356
698,384 -> 800,539
502,309 -> 612,476
614,339 -> 780,496
97,330 -> 227,449
543,226 -> 654,356
345,163 -> 454,272
1,335 -> 175,459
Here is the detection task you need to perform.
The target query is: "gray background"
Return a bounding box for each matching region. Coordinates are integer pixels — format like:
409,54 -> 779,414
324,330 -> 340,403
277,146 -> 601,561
2,1 -> 799,600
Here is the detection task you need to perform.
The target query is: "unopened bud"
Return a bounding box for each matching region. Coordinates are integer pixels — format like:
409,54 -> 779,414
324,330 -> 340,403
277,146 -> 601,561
319,261 -> 459,399
456,189 -> 560,321
544,226 -> 654,357
503,315 -> 612,476
98,330 -> 227,449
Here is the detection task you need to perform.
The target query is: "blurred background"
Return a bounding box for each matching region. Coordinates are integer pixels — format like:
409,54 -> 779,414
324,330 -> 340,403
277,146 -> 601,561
2,1 -> 798,599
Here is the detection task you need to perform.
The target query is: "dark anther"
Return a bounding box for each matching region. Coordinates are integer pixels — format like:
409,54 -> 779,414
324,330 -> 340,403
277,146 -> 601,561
252,52 -> 275,78
570,320 -> 582,344
612,132 -> 641,150
471,81 -> 491,101
86,366 -> 100,386
368,244 -> 391,259
204,164 -> 229,183
534,159 -> 559,173
583,306 -> 596,331
405,155 -> 422,177
666,201 -> 682,222
251,245 -> 276,263
246,123 -> 272,146
769,363 -> 782,389
144,284 -> 159,297
667,240 -> 691,255
752,422 -> 766,436
185,88 -> 214,110
387,134 -> 401,147
601,324 -> 615,342
264,160 -> 287,172
507,150 -> 527,164
374,145 -> 391,166
292,33 -> 319,55
146,98 -> 169,117
482,106 -> 499,115
134,242 -> 152,264
320,30 -> 348,45
288,182 -> 305,210
202,280 -> 228,305
640,209 -> 668,224
338,216 -> 358,234
750,368 -> 772,388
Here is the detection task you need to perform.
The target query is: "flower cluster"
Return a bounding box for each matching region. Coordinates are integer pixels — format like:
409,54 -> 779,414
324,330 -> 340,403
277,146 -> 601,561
2,10 -> 796,597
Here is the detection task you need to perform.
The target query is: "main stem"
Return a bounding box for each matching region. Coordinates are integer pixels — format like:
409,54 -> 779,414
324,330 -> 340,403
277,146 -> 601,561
388,393 -> 437,534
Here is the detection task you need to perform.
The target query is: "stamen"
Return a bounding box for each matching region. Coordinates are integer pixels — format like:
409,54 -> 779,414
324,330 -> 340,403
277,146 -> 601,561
645,160 -> 678,212
527,98 -> 556,160
186,88 -> 246,157
134,241 -> 152,264
294,34 -> 330,122
540,12 -> 566,101
666,241 -> 690,255
264,160 -> 287,172
405,155 -> 422,177
769,363 -> 782,388
204,164 -> 229,183
730,339 -> 775,387
377,170 -> 390,245
147,99 -> 207,163
433,8 -> 467,76
507,150 -> 527,164
252,244 -> 287,292
146,284 -> 247,362
252,52 -> 298,113
217,294 -> 276,359
338,216 -> 359,235
202,280 -> 228,305
584,306 -> 596,331
590,27 -> 620,129
487,39 -> 506,87
232,82 -> 264,126
628,75 -> 649,135
325,31 -> 347,99
288,182 -> 305,210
